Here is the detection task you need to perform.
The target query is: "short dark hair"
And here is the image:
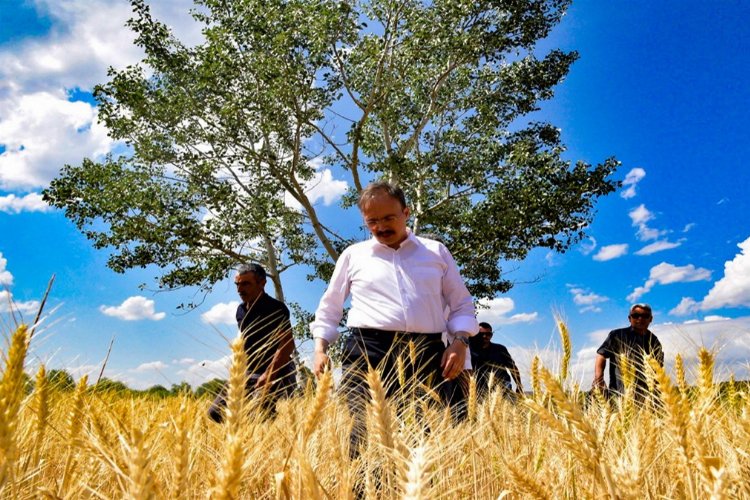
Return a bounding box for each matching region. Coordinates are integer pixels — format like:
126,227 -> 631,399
358,181 -> 407,210
478,322 -> 493,331
237,263 -> 266,280
629,303 -> 652,315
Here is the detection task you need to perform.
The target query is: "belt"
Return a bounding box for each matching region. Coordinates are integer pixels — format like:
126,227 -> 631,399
351,327 -> 441,337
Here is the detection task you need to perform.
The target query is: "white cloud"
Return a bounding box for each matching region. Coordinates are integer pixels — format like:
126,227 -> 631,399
579,237 -> 597,256
593,244 -> 628,262
176,356 -> 231,387
0,253 -> 14,286
201,301 -> 239,325
132,361 -> 169,373
0,192 -> 52,213
701,236 -> 750,310
682,223 -> 696,233
568,286 -> 608,313
0,91 -> 113,189
620,167 -> 645,199
99,296 -> 166,321
0,290 -> 41,315
173,357 -> 196,365
476,297 -> 538,326
284,166 -> 348,211
68,363 -> 99,379
670,297 -> 700,316
704,315 -> 730,322
628,204 -> 665,242
635,239 -> 683,256
627,262 -> 712,302
0,0 -> 202,190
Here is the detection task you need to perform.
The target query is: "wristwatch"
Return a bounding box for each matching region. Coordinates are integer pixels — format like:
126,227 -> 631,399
454,335 -> 470,347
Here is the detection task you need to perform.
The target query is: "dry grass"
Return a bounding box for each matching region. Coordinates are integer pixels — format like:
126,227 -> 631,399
2,323 -> 750,499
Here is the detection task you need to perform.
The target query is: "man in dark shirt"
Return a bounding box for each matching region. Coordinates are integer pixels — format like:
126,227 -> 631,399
593,303 -> 663,400
470,322 -> 523,396
208,263 -> 296,422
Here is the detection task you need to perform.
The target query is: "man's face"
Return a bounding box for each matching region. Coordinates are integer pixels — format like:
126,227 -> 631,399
234,272 -> 265,304
478,326 -> 493,349
628,307 -> 652,334
361,192 -> 410,249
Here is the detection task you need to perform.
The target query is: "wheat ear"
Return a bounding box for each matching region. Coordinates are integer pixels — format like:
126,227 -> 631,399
210,333 -> 249,500
59,374 -> 89,495
0,324 -> 30,489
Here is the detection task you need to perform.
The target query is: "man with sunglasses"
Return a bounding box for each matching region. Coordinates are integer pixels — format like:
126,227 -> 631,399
470,322 -> 523,396
592,303 -> 664,400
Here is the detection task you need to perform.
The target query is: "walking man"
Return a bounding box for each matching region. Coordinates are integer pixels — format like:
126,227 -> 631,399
310,181 -> 478,453
592,303 -> 663,400
470,322 -> 523,396
208,263 -> 296,422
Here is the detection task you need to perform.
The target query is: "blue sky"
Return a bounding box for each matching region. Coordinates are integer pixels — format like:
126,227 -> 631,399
1,0 -> 749,390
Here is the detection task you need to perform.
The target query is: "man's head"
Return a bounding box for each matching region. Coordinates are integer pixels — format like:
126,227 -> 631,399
628,303 -> 653,334
234,263 -> 267,305
478,321 -> 493,349
358,182 -> 410,249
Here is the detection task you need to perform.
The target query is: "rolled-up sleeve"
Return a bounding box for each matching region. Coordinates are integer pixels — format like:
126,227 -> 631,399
310,250 -> 351,345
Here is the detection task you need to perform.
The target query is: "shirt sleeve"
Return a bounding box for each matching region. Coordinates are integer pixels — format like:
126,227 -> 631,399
596,331 -> 616,358
310,250 -> 352,345
439,244 -> 479,336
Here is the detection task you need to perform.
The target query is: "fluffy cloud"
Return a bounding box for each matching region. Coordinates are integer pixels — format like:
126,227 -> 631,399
620,167 -> 645,199
0,0 -> 202,190
579,237 -> 597,256
635,239 -> 683,256
568,286 -> 608,313
0,192 -> 52,213
0,290 -> 41,315
132,361 -> 169,373
201,301 -> 239,325
0,91 -> 112,189
593,244 -> 628,262
701,236 -> 750,310
99,296 -> 166,321
283,167 -> 348,211
0,252 -> 13,286
176,356 -> 231,387
476,297 -> 538,325
627,262 -> 712,302
670,297 -> 700,316
628,204 -> 666,242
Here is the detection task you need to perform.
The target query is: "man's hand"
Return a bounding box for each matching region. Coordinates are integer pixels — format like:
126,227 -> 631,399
313,338 -> 330,378
441,339 -> 467,380
254,372 -> 271,392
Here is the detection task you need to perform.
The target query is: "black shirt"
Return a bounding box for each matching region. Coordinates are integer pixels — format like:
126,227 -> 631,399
236,293 -> 291,375
470,340 -> 516,388
597,326 -> 663,395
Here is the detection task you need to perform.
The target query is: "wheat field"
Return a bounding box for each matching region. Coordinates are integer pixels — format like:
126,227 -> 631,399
2,323 -> 749,499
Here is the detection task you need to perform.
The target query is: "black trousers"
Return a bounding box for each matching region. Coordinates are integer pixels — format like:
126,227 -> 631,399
339,328 -> 446,456
208,362 -> 296,423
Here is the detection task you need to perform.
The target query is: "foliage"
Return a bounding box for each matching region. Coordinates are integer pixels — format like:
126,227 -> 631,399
44,0 -> 620,325
194,378 -> 226,398
45,369 -> 75,391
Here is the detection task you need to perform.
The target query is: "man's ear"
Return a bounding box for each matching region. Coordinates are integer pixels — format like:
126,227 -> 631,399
404,206 -> 411,218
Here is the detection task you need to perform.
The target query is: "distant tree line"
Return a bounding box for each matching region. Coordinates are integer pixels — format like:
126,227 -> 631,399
22,366 -> 316,398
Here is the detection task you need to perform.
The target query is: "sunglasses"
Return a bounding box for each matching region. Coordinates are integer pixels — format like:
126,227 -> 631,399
629,313 -> 651,320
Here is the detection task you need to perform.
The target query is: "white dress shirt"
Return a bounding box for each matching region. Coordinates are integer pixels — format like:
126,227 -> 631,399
310,232 -> 479,344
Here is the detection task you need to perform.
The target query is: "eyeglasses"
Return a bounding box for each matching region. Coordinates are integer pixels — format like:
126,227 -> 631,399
364,214 -> 399,227
629,313 -> 651,320
479,331 -> 493,337
234,280 -> 255,287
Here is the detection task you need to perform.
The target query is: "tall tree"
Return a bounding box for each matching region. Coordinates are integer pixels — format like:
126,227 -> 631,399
45,0 -> 619,321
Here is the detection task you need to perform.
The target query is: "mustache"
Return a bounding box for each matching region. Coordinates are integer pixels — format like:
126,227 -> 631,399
376,230 -> 395,237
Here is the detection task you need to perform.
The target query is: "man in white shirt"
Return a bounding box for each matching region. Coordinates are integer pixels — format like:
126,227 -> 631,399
310,181 -> 478,454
